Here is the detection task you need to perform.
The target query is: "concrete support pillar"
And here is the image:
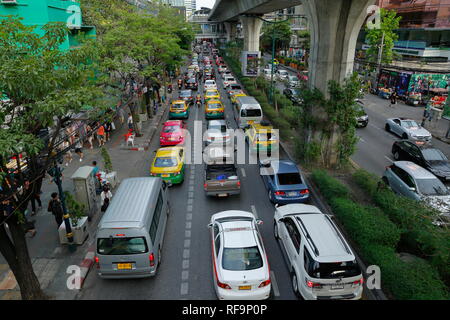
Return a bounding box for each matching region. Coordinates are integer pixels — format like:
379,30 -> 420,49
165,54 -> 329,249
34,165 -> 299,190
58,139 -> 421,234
302,0 -> 376,97
239,16 -> 263,52
224,22 -> 237,42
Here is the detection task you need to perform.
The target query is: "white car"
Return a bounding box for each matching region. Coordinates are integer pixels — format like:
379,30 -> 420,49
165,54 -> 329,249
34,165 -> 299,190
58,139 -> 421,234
276,69 -> 289,81
204,79 -> 217,91
223,76 -> 237,88
263,69 -> 276,82
385,118 -> 432,143
274,204 -> 364,300
205,120 -> 232,146
209,210 -> 271,300
288,75 -> 299,87
218,65 -> 228,73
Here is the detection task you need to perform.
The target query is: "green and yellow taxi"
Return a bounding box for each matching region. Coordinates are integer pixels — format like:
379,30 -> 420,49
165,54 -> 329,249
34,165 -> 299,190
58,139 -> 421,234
169,100 -> 189,119
204,89 -> 220,102
205,100 -> 225,119
246,123 -> 279,153
230,92 -> 247,105
150,147 -> 185,185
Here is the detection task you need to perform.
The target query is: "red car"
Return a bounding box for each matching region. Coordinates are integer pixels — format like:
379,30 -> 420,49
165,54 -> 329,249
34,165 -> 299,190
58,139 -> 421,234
159,120 -> 186,146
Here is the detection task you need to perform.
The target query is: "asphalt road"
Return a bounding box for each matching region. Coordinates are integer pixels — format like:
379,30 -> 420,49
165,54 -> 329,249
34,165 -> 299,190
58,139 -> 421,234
79,59 -> 298,300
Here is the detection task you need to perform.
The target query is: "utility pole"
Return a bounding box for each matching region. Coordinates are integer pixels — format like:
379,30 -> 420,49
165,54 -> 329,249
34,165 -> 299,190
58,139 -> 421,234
375,31 -> 385,91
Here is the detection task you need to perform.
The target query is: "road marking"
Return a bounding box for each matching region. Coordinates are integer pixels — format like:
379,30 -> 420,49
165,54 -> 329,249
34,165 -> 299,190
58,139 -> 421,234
358,137 -> 365,143
186,213 -> 193,220
185,230 -> 191,238
180,282 -> 189,295
189,186 -> 194,192
186,222 -> 192,229
241,167 -> 246,178
188,192 -> 194,198
183,249 -> 190,259
270,270 -> 280,297
182,270 -> 189,281
187,198 -> 193,205
182,260 -> 189,269
251,205 -> 258,218
187,205 -> 193,212
384,156 -> 394,163
184,239 -> 191,248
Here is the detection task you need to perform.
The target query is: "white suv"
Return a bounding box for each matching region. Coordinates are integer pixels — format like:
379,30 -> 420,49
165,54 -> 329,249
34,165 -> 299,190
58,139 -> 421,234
274,204 -> 364,300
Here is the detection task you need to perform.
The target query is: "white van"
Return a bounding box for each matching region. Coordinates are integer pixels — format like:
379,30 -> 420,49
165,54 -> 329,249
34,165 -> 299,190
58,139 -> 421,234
235,96 -> 263,129
95,177 -> 169,279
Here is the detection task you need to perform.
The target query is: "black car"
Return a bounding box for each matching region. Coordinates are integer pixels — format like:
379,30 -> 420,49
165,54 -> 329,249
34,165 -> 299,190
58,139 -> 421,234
185,77 -> 198,91
355,100 -> 369,128
391,140 -> 450,182
179,89 -> 194,105
283,88 -> 302,105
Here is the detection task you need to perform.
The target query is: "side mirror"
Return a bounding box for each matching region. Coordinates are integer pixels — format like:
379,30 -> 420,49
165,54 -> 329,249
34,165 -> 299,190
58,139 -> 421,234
207,223 -> 213,228
256,219 -> 263,225
408,187 -> 416,192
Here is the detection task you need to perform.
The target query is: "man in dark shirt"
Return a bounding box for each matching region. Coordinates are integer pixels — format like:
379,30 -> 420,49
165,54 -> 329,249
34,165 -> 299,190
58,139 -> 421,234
48,192 -> 64,228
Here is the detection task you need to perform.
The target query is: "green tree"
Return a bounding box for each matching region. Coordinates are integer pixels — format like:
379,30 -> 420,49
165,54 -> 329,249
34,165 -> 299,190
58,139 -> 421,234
365,9 -> 401,67
261,20 -> 292,53
0,16 -> 105,299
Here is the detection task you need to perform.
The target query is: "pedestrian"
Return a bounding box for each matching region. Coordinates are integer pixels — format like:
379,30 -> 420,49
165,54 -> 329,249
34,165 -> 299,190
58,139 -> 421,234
104,122 -> 112,142
91,161 -> 99,176
127,113 -> 134,131
389,91 -> 397,108
100,185 -> 112,212
86,124 -> 94,149
61,139 -> 72,166
74,134 -> 84,162
97,123 -> 105,147
47,192 -> 64,228
24,181 -> 42,216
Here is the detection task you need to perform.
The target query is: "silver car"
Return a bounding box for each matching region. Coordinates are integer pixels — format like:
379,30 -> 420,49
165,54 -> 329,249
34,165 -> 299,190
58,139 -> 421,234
205,120 -> 232,146
383,161 -> 450,226
385,118 -> 432,142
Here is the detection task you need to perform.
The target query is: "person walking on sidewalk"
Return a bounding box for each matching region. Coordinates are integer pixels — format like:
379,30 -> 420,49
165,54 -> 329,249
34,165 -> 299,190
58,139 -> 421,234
74,134 -> 84,162
86,125 -> 94,149
389,90 -> 397,108
48,192 -> 64,228
61,139 -> 72,166
100,185 -> 112,212
97,123 -> 106,147
127,113 -> 134,131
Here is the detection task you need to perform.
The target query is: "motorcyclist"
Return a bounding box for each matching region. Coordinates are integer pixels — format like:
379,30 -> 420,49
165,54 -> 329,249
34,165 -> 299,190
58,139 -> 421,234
177,79 -> 182,90
168,83 -> 173,94
196,94 -> 202,108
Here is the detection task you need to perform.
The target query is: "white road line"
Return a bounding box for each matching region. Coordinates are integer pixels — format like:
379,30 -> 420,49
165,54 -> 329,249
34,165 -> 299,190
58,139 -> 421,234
187,205 -> 193,212
270,270 -> 280,297
241,167 -> 246,178
185,230 -> 191,238
251,205 -> 258,218
182,270 -> 189,281
184,239 -> 191,248
384,156 -> 394,163
180,282 -> 189,295
186,222 -> 192,229
359,137 -> 365,143
186,213 -> 193,221
182,259 -> 189,269
183,249 -> 190,259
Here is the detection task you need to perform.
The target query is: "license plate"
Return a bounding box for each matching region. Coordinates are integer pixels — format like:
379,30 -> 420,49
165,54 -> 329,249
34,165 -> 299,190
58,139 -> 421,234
239,286 -> 251,290
162,174 -> 170,177
117,263 -> 132,270
288,192 -> 298,197
331,284 -> 344,290
218,193 -> 227,197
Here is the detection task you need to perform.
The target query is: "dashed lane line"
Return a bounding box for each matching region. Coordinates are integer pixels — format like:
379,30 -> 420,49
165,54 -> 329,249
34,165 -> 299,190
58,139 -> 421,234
251,205 -> 258,219
270,270 -> 280,297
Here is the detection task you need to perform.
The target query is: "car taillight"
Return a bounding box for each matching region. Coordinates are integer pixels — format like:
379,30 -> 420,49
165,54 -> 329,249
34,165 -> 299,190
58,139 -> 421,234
274,191 -> 285,196
306,279 -> 322,288
300,189 -> 309,195
259,279 -> 271,288
95,256 -> 99,268
353,278 -> 364,286
149,253 -> 155,267
386,165 -> 392,169
204,183 -> 207,189
217,280 -> 231,290
237,181 -> 241,187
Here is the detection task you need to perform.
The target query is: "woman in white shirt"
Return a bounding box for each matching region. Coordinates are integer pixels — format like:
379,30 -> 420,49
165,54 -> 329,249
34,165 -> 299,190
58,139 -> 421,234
100,186 -> 112,212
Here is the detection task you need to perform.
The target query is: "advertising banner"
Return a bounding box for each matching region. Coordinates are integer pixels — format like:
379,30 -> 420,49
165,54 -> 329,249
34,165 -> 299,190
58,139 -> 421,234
241,51 -> 260,77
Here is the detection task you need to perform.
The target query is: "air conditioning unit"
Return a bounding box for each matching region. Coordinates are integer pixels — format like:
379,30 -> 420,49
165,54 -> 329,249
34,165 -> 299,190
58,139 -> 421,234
1,0 -> 18,4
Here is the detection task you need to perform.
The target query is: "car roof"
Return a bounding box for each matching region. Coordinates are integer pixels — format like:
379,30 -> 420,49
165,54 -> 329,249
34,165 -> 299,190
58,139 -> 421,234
207,100 -> 222,104
163,120 -> 182,126
393,161 -> 436,179
172,100 -> 185,104
208,119 -> 226,126
156,146 -> 183,157
221,220 -> 257,248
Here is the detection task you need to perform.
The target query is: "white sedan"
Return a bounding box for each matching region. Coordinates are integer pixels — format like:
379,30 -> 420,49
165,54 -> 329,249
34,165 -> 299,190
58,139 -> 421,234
204,79 -> 217,91
385,117 -> 432,143
208,210 -> 271,300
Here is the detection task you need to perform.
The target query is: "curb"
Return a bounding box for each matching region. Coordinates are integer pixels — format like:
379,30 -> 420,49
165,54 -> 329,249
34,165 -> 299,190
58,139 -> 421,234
79,245 -> 95,289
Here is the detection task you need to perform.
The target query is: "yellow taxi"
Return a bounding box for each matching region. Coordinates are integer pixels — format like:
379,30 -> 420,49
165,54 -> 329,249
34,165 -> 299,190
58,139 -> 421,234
169,100 -> 189,119
246,122 -> 279,153
150,146 -> 185,185
204,89 -> 220,102
205,100 -> 225,119
230,92 -> 247,105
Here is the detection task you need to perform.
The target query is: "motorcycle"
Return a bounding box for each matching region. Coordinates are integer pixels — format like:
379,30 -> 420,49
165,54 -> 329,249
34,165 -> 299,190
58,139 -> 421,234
196,98 -> 201,108
177,81 -> 182,90
168,84 -> 173,94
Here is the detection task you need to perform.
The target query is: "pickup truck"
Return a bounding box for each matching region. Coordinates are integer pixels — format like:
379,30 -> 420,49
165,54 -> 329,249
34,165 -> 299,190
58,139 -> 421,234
203,147 -> 240,197
204,164 -> 241,197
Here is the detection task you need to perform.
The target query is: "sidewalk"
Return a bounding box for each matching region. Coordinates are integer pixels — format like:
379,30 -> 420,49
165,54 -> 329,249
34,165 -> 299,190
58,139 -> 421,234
0,104 -> 168,300
362,93 -> 450,144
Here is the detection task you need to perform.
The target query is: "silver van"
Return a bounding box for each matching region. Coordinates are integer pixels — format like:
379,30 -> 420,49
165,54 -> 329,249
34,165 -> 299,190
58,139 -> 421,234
95,177 -> 169,279
235,96 -> 263,129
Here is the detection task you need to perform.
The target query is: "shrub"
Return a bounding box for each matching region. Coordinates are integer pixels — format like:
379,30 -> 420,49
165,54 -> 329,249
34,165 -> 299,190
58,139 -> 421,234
352,169 -> 379,196
271,117 -> 292,140
330,197 -> 400,248
280,105 -> 299,126
311,170 -> 350,200
361,243 -> 448,300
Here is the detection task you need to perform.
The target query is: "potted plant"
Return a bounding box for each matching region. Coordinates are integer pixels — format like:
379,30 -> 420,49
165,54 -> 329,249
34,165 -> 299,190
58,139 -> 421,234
101,147 -> 118,188
59,192 -> 89,245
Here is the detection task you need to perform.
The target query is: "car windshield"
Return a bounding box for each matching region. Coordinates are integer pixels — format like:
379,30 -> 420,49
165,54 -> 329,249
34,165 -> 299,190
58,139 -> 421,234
222,246 -> 263,271
208,124 -> 227,133
241,109 -> 261,117
207,91 -> 218,96
172,103 -> 185,109
97,237 -> 148,255
306,260 -> 362,279
416,178 -> 450,196
401,120 -> 418,128
187,78 -> 196,83
163,125 -> 181,133
154,157 -> 178,167
230,85 -> 241,90
277,172 -> 302,185
180,91 -> 192,97
279,71 -> 288,75
208,103 -> 222,110
289,76 -> 298,81
205,81 -> 215,85
291,89 -> 300,96
422,149 -> 448,162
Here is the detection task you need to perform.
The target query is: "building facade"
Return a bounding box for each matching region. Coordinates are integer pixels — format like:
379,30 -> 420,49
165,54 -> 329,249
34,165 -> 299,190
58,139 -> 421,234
0,0 -> 96,51
189,7 -> 227,42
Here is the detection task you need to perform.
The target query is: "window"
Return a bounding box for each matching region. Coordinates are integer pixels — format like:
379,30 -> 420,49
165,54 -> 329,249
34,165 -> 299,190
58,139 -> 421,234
222,247 -> 263,271
391,166 -> 415,188
97,237 -> 148,255
154,157 -> 178,167
284,218 -> 301,253
149,191 -> 164,243
416,178 -> 449,196
213,224 -> 221,255
241,109 -> 262,117
277,173 -> 302,185
422,149 -> 447,162
304,258 -> 362,279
